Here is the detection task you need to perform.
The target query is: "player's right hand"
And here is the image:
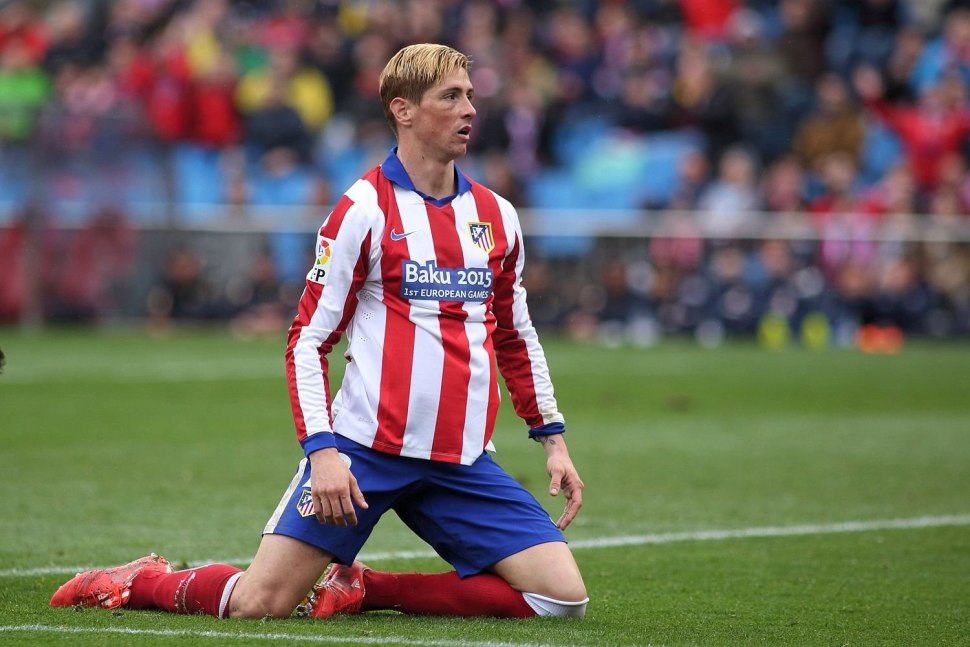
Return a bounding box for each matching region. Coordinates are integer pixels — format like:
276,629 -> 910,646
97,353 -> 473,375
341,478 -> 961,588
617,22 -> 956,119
308,448 -> 369,527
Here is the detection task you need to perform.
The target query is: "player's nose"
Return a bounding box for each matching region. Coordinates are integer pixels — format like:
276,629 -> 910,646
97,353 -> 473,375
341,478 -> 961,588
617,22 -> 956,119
460,95 -> 476,118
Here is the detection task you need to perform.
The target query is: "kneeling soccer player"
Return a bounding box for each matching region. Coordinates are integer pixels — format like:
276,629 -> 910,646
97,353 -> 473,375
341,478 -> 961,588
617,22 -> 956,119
51,42 -> 588,621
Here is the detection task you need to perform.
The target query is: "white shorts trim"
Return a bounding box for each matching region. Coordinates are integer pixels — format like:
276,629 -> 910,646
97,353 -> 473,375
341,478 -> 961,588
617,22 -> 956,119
263,458 -> 308,535
521,591 -> 589,618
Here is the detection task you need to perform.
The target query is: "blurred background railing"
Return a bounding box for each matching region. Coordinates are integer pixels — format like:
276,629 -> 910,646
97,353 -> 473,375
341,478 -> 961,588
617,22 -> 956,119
3,204 -> 969,347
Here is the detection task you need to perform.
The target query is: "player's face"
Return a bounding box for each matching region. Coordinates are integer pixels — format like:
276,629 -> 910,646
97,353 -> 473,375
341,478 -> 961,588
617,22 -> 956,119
412,68 -> 476,161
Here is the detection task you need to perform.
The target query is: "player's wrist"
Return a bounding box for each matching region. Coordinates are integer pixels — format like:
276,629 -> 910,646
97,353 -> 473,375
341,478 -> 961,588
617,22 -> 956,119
528,421 -> 565,441
301,431 -> 338,457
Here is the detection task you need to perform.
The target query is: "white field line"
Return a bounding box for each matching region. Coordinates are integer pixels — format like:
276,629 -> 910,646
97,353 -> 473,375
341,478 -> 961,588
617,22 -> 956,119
3,513 -> 968,579
0,624 -> 564,647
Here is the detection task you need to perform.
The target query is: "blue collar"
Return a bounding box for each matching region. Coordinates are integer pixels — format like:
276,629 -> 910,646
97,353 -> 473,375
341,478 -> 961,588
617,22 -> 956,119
380,148 -> 472,207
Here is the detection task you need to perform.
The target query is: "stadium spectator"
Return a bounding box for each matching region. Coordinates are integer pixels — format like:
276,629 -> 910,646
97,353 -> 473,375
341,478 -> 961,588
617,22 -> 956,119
722,7 -> 793,160
0,206 -> 59,323
591,259 -> 641,344
776,0 -> 834,87
41,0 -> 102,75
187,50 -> 241,147
136,27 -> 194,143
664,146 -> 711,210
826,0 -> 910,75
611,64 -> 674,134
544,6 -> 601,113
855,62 -> 970,191
304,17 -> 355,113
38,58 -> 132,164
244,74 -> 313,165
471,82 -> 548,179
236,43 -> 333,135
863,254 -> 933,332
760,154 -> 808,213
0,215 -> 29,322
0,1 -> 46,65
0,39 -> 51,144
671,39 -> 741,165
146,245 -> 230,324
46,205 -> 135,322
923,221 -> 970,335
746,237 -> 802,329
341,31 -> 393,127
793,72 -> 866,173
696,145 -> 761,237
910,5 -> 970,94
679,0 -> 738,42
881,24 -> 925,103
864,161 -> 920,216
228,245 -> 290,338
935,151 -> 970,211
809,151 -> 881,279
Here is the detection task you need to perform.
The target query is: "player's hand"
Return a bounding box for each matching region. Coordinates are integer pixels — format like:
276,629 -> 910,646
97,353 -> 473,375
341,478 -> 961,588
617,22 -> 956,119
308,448 -> 369,527
538,435 -> 584,530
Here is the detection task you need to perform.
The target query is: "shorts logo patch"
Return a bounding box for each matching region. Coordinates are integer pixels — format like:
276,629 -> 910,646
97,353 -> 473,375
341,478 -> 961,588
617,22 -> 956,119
296,488 -> 314,517
307,237 -> 336,285
468,222 -> 494,254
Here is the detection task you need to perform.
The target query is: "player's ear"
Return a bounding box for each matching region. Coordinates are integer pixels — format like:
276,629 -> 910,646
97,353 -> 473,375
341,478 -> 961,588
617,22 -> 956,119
389,97 -> 413,129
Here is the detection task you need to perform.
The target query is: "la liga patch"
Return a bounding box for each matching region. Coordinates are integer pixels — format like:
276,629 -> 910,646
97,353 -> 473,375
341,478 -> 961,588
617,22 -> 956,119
306,236 -> 336,285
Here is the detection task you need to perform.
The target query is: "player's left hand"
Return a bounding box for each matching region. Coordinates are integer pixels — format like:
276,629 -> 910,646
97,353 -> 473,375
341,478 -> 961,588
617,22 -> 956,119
539,435 -> 584,530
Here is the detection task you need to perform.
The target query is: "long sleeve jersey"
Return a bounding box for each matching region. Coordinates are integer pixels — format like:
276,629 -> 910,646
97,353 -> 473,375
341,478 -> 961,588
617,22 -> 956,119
285,151 -> 564,466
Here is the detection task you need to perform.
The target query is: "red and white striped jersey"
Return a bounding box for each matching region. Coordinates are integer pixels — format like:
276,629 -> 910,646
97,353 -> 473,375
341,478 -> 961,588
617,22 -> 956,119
285,152 -> 564,466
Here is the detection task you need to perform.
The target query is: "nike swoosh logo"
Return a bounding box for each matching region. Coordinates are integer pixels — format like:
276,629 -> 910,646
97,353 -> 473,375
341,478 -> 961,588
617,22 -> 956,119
390,229 -> 416,241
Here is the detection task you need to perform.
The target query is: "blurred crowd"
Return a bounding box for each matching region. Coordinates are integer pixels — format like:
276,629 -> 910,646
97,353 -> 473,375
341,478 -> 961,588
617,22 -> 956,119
2,0 -> 970,342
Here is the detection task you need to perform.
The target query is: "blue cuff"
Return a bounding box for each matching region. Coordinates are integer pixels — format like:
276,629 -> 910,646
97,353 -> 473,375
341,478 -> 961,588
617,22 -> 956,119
528,422 -> 565,439
301,432 -> 338,456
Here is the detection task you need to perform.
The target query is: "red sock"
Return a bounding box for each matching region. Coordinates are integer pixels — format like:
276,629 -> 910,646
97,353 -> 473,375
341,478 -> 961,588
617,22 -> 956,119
128,564 -> 242,617
361,570 -> 535,618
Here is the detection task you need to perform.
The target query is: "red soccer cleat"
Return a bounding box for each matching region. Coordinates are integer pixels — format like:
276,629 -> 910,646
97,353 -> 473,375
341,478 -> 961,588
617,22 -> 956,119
49,553 -> 173,609
298,561 -> 368,619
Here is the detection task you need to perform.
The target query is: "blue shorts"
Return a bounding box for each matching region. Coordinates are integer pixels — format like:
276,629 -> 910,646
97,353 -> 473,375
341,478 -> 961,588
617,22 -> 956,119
263,435 -> 565,577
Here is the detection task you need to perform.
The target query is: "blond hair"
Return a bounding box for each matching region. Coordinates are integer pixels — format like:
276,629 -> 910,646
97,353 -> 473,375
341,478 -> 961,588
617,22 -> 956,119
379,43 -> 471,134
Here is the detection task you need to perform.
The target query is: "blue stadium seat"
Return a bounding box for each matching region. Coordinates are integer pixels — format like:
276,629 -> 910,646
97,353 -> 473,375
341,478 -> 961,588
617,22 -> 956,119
171,144 -> 225,206
860,122 -> 903,184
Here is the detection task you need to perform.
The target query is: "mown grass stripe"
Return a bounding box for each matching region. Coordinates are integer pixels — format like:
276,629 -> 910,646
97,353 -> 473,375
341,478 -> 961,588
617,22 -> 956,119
4,513 -> 967,578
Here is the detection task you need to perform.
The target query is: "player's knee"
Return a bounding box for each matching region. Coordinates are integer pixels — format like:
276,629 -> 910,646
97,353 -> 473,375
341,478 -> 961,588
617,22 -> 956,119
227,587 -> 301,619
540,568 -> 587,604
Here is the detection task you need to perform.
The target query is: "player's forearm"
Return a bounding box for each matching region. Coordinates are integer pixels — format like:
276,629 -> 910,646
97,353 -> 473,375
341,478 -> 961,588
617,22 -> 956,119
536,432 -> 570,456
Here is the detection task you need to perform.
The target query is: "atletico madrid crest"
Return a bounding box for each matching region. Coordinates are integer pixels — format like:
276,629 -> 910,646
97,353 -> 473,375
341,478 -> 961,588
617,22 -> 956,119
296,489 -> 314,518
468,222 -> 494,254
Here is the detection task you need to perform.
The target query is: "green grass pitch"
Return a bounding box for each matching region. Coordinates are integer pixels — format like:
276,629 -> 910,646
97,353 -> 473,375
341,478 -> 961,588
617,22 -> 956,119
1,328 -> 968,646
